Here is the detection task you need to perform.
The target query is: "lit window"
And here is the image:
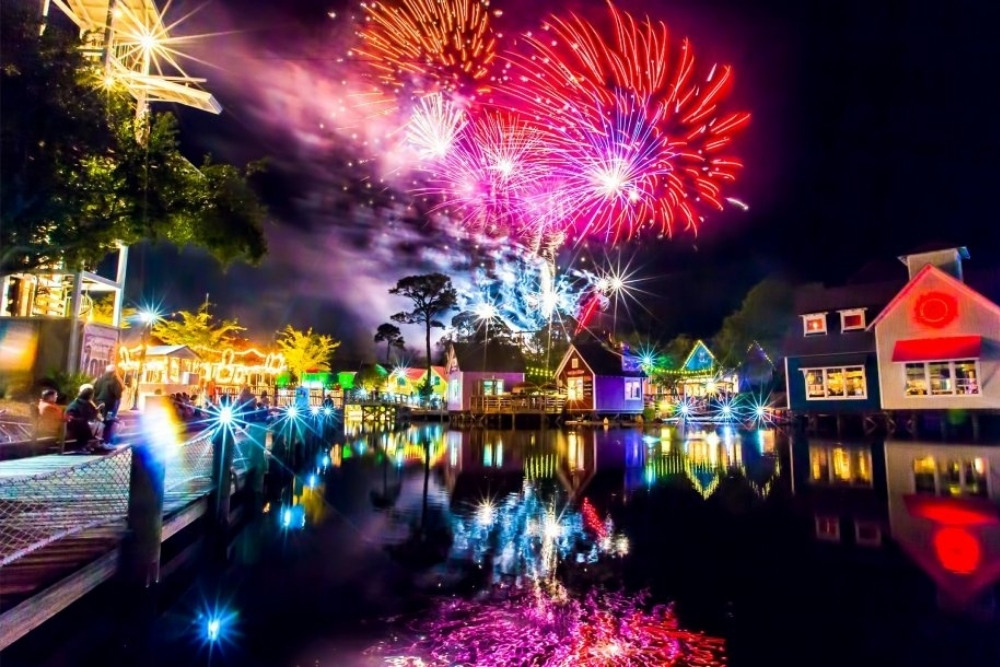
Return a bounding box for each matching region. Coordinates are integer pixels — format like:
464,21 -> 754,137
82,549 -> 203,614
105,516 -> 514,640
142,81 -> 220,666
802,366 -> 867,399
855,521 -> 882,547
571,357 -> 579,370
802,313 -> 828,336
815,516 -> 841,542
839,309 -> 866,331
904,360 -> 980,397
449,379 -> 459,400
810,447 -> 830,482
625,379 -> 642,400
913,457 -> 937,494
567,377 -> 584,401
940,459 -> 989,498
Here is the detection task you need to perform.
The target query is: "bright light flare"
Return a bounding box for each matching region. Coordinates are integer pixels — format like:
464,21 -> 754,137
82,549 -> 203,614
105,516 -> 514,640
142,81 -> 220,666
406,93 -> 467,160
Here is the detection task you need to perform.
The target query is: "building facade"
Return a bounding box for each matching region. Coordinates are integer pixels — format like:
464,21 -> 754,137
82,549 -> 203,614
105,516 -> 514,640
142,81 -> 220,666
554,342 -> 645,415
870,248 -> 1000,412
445,342 -> 526,412
783,278 -> 903,414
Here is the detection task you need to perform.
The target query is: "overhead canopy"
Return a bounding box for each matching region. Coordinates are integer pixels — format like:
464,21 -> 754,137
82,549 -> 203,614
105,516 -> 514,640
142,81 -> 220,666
891,336 -> 982,362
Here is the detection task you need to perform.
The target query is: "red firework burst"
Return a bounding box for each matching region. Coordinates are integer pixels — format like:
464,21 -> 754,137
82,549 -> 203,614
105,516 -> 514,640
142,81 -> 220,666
504,2 -> 750,242
354,0 -> 499,102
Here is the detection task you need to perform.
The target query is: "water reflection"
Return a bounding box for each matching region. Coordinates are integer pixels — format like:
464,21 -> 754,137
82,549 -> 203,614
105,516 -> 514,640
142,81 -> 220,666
790,436 -> 1000,612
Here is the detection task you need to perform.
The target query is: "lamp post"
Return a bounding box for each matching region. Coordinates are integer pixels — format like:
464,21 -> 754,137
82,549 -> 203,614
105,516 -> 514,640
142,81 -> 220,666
130,309 -> 159,411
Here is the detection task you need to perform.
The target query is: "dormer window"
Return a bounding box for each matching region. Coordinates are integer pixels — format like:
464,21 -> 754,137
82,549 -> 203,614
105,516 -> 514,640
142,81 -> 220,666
839,308 -> 866,332
802,313 -> 828,336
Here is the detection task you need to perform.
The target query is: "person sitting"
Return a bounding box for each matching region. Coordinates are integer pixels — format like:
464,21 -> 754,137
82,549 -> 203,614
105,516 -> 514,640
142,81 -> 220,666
65,384 -> 104,450
36,389 -> 64,439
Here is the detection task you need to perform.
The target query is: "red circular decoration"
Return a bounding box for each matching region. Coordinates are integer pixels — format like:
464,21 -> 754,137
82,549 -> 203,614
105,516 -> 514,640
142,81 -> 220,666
933,526 -> 981,575
914,291 -> 958,328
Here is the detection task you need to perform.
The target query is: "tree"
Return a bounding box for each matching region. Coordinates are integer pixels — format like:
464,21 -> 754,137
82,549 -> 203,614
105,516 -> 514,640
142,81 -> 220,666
0,5 -> 267,272
373,323 -> 405,365
87,294 -> 136,328
275,325 -> 339,381
152,302 -> 245,350
389,273 -> 458,402
664,334 -> 695,370
712,279 -> 796,366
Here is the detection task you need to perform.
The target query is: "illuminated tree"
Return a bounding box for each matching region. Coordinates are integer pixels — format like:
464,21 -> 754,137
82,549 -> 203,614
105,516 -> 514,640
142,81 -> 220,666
373,323 -> 405,365
152,302 -> 244,350
0,5 -> 267,272
389,273 -> 458,401
87,294 -> 136,329
275,325 -> 339,382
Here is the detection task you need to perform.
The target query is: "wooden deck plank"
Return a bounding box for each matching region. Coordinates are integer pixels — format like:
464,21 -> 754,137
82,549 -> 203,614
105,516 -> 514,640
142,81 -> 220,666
0,454 -> 105,479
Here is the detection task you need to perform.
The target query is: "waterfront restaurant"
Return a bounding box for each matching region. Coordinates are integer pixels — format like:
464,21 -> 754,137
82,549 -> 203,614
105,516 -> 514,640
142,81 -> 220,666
869,247 -> 1000,413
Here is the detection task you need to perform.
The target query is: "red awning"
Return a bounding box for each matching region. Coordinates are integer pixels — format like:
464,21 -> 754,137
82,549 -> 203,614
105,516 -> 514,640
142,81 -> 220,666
891,335 -> 982,362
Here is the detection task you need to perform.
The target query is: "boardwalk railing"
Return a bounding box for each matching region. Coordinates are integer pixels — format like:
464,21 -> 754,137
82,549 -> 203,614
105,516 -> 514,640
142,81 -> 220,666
470,395 -> 566,414
0,429 -> 247,568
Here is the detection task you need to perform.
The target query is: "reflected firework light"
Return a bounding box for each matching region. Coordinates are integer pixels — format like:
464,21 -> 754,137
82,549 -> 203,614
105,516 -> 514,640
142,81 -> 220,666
369,589 -> 726,666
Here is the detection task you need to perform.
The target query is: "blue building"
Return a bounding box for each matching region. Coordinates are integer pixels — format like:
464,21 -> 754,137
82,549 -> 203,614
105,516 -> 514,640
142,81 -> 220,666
782,278 -> 903,415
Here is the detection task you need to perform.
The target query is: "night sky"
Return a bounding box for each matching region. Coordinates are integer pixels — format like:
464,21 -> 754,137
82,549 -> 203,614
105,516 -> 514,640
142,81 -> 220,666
120,0 -> 1000,354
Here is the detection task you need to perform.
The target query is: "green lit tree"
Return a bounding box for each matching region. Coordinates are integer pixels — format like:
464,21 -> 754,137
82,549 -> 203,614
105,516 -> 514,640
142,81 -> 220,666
275,325 -> 339,382
0,5 -> 267,272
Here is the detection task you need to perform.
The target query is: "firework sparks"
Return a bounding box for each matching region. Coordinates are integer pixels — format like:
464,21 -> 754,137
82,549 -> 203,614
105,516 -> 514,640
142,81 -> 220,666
406,93 -> 468,160
354,0 -> 499,101
505,3 -> 750,242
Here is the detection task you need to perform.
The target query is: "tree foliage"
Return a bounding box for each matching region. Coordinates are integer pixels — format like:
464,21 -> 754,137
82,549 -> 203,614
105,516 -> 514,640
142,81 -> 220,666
0,5 -> 268,272
152,302 -> 244,350
86,294 -> 135,329
712,279 -> 796,366
373,323 -> 405,365
389,274 -> 457,398
275,325 -> 339,380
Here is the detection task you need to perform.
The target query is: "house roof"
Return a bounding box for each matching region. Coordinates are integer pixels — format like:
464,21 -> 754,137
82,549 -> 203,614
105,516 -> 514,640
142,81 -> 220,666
868,264 -> 1000,328
564,342 -> 645,377
144,345 -> 200,360
681,340 -> 717,372
450,342 -> 526,373
400,365 -> 447,382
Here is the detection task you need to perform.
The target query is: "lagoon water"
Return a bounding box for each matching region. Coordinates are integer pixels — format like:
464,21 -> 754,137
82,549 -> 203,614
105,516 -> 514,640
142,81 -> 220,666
20,424 -> 1000,666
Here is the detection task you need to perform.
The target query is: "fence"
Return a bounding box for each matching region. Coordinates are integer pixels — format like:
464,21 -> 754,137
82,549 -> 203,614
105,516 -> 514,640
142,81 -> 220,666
0,428 -> 250,568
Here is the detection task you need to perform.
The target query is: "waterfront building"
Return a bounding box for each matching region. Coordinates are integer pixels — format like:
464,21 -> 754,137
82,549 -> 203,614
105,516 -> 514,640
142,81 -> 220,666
554,341 -> 645,416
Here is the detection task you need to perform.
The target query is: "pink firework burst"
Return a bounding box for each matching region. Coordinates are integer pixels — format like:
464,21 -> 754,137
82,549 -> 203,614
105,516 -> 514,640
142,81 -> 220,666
505,2 -> 750,242
428,111 -> 553,236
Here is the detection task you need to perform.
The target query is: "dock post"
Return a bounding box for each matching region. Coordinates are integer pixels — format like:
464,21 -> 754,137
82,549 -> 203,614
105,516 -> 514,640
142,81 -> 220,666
246,422 -> 268,509
209,424 -> 235,559
123,443 -> 166,586
118,442 -> 166,663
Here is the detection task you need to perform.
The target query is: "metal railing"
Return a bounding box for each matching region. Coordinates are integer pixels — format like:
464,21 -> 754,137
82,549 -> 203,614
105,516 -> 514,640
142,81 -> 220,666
0,429 -> 251,568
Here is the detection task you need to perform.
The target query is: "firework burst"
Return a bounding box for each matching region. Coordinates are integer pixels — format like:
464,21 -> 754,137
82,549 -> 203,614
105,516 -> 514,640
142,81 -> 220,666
505,2 -> 750,242
354,0 -> 499,102
405,93 -> 468,160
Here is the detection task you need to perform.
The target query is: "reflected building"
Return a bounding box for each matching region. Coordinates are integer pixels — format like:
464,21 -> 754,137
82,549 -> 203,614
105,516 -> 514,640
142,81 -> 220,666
790,438 -> 888,547
885,441 -> 1000,607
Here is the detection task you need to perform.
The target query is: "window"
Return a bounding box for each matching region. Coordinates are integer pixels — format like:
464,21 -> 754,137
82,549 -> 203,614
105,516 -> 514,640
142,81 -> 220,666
904,360 -> 980,397
625,379 -> 642,400
397,376 -> 406,387
913,457 -> 937,494
567,377 -> 584,401
449,379 -> 459,400
811,446 -> 872,486
571,357 -> 579,370
839,308 -> 866,331
482,379 -> 504,396
802,366 -> 867,399
432,375 -> 440,386
855,521 -> 882,547
802,313 -> 827,336
815,516 -> 841,542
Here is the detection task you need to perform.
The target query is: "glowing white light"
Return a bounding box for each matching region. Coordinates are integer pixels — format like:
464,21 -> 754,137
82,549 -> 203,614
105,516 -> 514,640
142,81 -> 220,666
206,618 -> 221,642
322,407 -> 332,416
310,405 -> 320,416
137,309 -> 159,324
475,302 -> 498,321
286,406 -> 299,419
218,406 -> 234,426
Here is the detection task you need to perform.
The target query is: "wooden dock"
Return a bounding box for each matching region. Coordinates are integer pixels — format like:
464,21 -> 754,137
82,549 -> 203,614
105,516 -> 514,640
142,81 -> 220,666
0,431 -> 255,651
